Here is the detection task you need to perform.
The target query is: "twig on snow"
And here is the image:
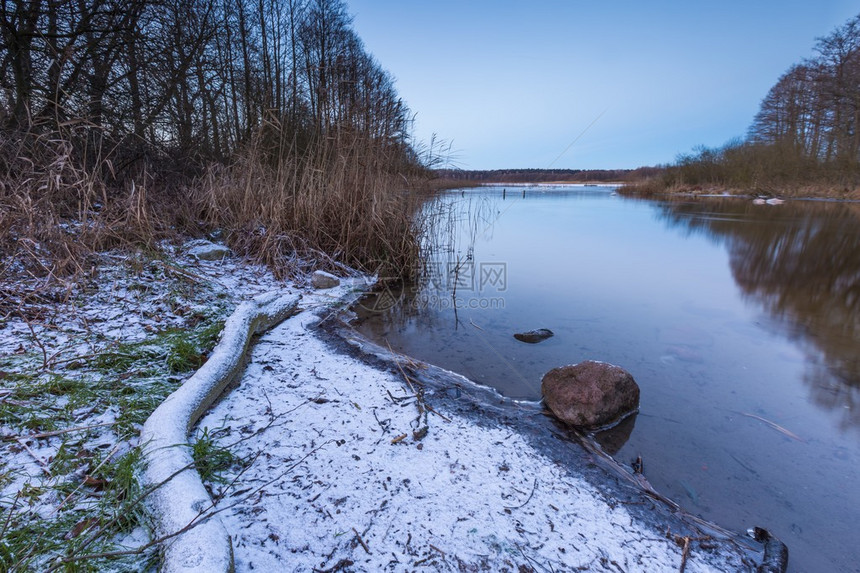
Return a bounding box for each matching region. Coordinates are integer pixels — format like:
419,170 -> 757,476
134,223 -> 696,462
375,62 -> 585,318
14,422 -> 115,441
49,439 -> 333,570
505,478 -> 538,510
386,340 -> 415,395
679,536 -> 691,572
16,438 -> 51,475
54,440 -> 124,514
24,317 -> 49,370
352,527 -> 371,554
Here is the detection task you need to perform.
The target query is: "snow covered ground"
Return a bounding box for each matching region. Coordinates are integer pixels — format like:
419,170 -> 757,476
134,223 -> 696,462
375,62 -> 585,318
0,244 -> 294,570
0,243 -> 763,571
197,285 -> 759,572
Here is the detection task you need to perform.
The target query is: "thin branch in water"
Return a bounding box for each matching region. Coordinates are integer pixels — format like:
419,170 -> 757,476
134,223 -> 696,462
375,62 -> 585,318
738,412 -> 805,442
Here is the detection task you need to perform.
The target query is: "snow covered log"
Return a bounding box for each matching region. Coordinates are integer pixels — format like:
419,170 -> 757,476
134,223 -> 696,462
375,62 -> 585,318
140,291 -> 300,573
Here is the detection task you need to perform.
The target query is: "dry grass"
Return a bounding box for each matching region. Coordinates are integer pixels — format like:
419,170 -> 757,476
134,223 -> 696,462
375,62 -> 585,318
0,130 -> 187,273
0,129 -> 189,323
622,141 -> 860,200
619,178 -> 860,200
0,124 -> 429,305
193,127 -> 426,281
0,131 -> 99,280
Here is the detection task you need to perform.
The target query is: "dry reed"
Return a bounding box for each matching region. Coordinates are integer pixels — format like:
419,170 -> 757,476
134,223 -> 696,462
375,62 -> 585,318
193,126 -> 427,280
0,123 -> 429,309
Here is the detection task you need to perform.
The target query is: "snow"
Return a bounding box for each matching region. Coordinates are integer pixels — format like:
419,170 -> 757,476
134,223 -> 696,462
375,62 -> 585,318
311,269 -> 341,289
0,243 -> 761,571
0,245 -> 291,570
186,240 -> 232,261
197,300 -> 756,572
140,291 -> 300,573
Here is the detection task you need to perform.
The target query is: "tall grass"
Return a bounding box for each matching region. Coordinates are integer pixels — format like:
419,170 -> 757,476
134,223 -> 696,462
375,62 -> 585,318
0,128 -> 192,284
0,122 -> 429,297
623,140 -> 860,198
194,126 -> 427,280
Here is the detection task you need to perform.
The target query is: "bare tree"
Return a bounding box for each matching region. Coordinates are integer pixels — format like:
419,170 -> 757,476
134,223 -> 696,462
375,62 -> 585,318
749,13 -> 860,170
0,0 -> 416,173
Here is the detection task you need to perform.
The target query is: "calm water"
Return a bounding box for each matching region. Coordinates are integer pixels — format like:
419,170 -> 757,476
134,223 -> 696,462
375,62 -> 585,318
355,185 -> 860,573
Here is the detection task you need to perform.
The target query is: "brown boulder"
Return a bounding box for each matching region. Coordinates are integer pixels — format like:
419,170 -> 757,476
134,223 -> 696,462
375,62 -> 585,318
541,360 -> 640,428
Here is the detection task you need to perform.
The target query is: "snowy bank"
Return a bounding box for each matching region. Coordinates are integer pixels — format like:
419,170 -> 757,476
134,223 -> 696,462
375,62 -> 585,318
0,245 -> 776,571
141,291 -> 300,573
0,246 -> 294,571
193,296 -> 765,572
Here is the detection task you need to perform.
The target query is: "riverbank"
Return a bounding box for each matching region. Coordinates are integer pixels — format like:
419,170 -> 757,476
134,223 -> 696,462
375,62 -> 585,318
195,295 -> 760,572
0,243 -> 293,570
0,242 -> 769,571
619,180 -> 860,200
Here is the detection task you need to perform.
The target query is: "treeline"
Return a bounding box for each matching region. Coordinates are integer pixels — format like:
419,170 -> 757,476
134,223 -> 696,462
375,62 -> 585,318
434,168 -> 653,184
0,0 -> 424,281
0,0 -> 411,161
627,13 -> 860,197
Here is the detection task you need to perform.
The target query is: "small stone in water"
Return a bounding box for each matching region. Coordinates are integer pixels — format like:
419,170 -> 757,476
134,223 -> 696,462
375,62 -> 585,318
514,328 -> 554,344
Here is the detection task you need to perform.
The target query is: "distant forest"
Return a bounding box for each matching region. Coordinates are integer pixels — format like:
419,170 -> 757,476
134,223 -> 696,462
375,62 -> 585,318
435,168 -> 661,184
628,12 -> 860,196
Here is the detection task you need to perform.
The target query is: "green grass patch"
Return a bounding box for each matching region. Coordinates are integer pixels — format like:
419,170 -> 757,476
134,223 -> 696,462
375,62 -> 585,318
0,447 -> 156,572
0,252 -> 237,571
89,319 -> 224,376
166,337 -> 202,373
192,427 -> 237,485
0,321 -> 229,569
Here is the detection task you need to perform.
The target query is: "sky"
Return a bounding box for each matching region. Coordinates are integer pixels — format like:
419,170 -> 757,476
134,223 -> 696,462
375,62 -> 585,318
346,1 -> 859,170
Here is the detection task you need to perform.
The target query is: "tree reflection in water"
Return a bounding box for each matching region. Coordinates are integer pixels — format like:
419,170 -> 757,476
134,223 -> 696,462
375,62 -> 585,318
655,198 -> 860,429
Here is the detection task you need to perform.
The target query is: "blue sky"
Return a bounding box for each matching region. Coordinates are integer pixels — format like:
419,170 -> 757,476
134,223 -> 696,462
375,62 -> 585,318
347,1 -> 859,170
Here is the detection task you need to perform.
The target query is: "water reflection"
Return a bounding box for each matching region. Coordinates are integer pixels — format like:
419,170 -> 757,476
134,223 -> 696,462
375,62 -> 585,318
354,187 -> 860,572
594,413 -> 638,455
654,199 -> 860,428
360,192 -> 503,328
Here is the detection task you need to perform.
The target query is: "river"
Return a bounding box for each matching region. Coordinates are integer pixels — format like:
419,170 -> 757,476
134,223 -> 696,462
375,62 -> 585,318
354,185 -> 860,573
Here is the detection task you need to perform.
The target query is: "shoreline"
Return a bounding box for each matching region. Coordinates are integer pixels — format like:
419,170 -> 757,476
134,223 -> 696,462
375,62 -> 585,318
193,284 -> 766,572
617,181 -> 860,201
0,245 -> 777,571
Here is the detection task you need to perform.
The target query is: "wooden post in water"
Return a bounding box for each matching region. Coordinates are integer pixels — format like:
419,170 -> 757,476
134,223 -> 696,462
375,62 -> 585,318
522,188 -> 526,198
503,188 -> 506,200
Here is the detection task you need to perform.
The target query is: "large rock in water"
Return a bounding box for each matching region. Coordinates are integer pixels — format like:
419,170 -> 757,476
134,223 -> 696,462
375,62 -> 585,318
541,360 -> 640,428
